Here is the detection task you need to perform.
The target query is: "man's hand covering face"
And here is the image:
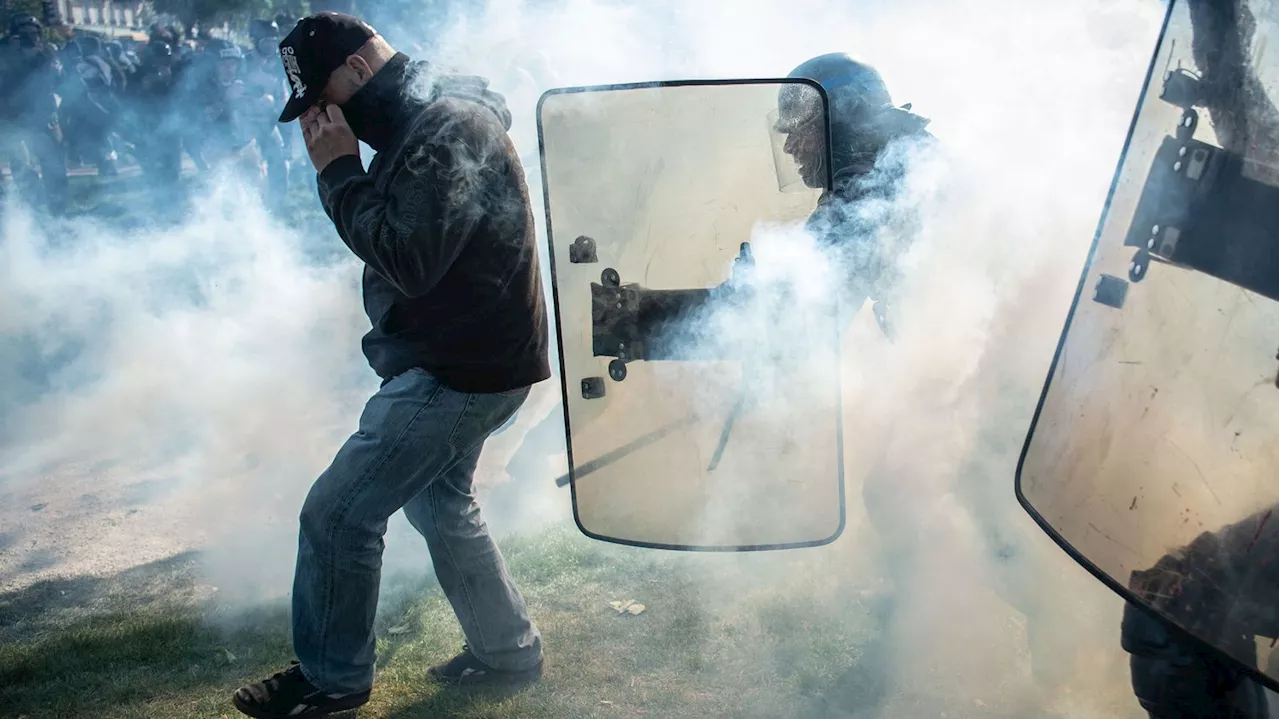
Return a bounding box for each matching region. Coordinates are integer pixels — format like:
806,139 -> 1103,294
301,104 -> 360,172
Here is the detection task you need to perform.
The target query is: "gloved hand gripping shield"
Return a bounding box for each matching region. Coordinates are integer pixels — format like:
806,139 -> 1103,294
1017,0 -> 1278,689
537,79 -> 845,550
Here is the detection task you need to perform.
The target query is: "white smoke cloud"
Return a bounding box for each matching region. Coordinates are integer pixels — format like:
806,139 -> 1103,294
0,0 -> 1175,714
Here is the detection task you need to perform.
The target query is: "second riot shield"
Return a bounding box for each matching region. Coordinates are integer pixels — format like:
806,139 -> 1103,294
1018,0 -> 1278,688
538,79 -> 845,551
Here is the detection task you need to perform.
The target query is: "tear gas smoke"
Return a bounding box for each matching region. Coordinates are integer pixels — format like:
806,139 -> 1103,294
0,0 -> 1174,714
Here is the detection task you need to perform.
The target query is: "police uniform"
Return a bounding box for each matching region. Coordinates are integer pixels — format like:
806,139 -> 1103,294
126,41 -> 183,184
244,23 -> 290,208
0,17 -> 68,213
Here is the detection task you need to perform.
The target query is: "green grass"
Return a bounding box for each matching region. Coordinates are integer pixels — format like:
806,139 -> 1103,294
0,526 -> 900,719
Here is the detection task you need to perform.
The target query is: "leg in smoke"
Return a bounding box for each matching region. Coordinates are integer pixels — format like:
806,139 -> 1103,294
861,457 -> 918,622
287,369 -> 532,695
401,444 -> 543,674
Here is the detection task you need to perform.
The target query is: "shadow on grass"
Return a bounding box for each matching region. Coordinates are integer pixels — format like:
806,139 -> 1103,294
0,549 -> 486,719
382,681 -> 542,719
794,633 -> 892,719
0,551 -> 297,719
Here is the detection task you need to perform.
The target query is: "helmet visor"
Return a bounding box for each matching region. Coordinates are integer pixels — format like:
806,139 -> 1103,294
768,82 -> 828,193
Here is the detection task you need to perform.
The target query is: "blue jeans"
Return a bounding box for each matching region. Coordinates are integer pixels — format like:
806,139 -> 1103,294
292,368 -> 543,694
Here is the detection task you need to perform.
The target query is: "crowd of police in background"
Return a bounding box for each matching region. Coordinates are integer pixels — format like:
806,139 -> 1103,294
0,10 -> 302,217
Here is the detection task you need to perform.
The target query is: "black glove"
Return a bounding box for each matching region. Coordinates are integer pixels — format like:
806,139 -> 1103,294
1121,600 -> 1270,719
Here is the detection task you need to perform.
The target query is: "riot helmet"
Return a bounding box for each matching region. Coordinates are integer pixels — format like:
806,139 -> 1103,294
771,53 -> 927,190
249,19 -> 280,56
205,38 -> 243,58
250,18 -> 279,41
9,14 -> 42,47
147,23 -> 175,46
205,38 -> 244,86
8,13 -> 40,33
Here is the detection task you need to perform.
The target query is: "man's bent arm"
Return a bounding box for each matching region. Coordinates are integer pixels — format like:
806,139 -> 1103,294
317,140 -> 478,299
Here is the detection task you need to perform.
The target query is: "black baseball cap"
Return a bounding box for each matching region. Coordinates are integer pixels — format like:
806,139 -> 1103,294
277,12 -> 376,123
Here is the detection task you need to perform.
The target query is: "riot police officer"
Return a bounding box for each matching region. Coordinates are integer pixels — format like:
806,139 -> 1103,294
772,53 -> 931,336
1113,0 -> 1278,713
617,55 -> 930,352
103,40 -> 136,93
181,38 -> 256,176
1122,505 -> 1277,718
244,19 -> 291,209
61,34 -> 120,177
581,57 -> 953,652
0,14 -> 68,214
127,40 -> 183,185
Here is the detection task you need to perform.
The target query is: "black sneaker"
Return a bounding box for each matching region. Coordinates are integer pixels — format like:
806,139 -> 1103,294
427,645 -> 544,686
233,661 -> 371,718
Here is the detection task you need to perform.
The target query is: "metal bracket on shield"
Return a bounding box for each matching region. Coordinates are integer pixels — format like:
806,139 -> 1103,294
1160,67 -> 1203,110
1118,67 -> 1278,301
570,235 -> 598,263
589,244 -> 755,372
581,376 -> 606,399
1129,248 -> 1151,283
1158,67 -> 1201,142
581,259 -> 716,399
1093,274 -> 1129,309
590,267 -> 644,383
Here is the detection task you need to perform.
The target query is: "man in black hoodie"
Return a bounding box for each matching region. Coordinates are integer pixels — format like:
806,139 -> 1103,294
233,13 -> 549,719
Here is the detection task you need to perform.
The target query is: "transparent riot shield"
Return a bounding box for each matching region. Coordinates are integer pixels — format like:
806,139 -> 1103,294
1018,0 -> 1278,688
538,79 -> 845,550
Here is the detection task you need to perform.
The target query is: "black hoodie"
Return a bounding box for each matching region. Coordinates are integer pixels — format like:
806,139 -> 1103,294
316,54 -> 550,393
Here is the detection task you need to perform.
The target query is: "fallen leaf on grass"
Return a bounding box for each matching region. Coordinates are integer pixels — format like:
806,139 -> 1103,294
609,599 -> 646,615
387,623 -> 413,635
